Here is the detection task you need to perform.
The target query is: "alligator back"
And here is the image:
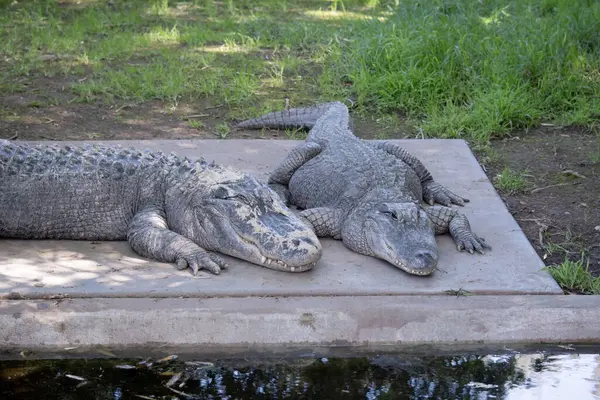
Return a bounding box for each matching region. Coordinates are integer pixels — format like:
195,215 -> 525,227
237,104 -> 422,209
0,140 -> 177,240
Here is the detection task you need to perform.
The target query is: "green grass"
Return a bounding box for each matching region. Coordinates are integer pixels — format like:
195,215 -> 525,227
187,119 -> 205,129
494,167 -> 528,194
1,0 -> 599,141
544,256 -> 600,295
214,122 -> 230,139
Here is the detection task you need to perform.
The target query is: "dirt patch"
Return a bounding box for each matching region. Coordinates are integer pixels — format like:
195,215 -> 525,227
0,88 -> 406,141
0,93 -> 276,141
480,126 -> 600,276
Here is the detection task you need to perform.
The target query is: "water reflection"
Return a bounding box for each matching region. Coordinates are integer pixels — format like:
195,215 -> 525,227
506,353 -> 600,400
0,352 -> 599,399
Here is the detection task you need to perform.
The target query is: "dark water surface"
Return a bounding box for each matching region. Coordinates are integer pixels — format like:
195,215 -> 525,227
1,350 -> 599,399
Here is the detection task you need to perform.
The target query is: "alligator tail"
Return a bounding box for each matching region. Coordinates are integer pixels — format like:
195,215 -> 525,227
236,102 -> 340,130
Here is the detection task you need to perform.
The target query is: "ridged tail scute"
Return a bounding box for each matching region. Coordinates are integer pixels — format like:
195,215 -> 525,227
0,140 -> 213,181
236,102 -> 341,130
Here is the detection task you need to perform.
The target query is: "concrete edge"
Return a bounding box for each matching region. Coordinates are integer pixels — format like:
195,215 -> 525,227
1,295 -> 599,360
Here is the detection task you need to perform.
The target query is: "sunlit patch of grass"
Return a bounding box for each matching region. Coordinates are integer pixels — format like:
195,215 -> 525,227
544,256 -> 600,295
303,10 -> 385,21
145,26 -> 181,46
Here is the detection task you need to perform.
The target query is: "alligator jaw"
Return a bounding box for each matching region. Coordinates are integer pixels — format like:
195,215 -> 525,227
239,236 -> 320,272
259,256 -> 317,272
385,255 -> 436,276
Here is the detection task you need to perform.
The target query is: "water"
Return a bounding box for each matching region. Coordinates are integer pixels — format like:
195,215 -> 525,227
1,350 -> 599,399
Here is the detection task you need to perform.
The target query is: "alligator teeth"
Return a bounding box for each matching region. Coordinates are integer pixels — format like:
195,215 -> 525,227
290,267 -> 295,272
261,256 -> 267,264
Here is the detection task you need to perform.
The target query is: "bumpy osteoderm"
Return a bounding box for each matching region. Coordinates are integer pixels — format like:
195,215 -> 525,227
237,102 -> 490,276
0,139 -> 322,275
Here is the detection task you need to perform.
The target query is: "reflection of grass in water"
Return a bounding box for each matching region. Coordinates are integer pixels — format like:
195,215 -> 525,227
1,0 -> 599,142
0,353 -> 532,398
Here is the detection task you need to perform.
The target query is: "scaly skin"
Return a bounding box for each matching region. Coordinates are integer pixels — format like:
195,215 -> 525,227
237,102 -> 490,276
0,139 -> 322,275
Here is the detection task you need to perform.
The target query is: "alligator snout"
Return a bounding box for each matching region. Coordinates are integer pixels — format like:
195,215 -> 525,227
410,249 -> 438,275
248,212 -> 323,272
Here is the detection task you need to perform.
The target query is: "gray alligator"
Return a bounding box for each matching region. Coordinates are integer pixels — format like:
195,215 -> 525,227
237,101 -> 490,276
0,139 -> 322,275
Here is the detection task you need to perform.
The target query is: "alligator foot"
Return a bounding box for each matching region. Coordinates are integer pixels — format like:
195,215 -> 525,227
175,249 -> 229,275
423,181 -> 469,207
425,206 -> 490,254
448,214 -> 489,254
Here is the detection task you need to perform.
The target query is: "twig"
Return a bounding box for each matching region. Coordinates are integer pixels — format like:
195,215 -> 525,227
531,182 -> 572,193
65,374 -> 86,381
183,114 -> 209,120
114,103 -> 135,113
561,169 -> 587,179
519,218 -> 549,247
165,386 -> 196,399
166,371 -> 182,387
8,133 -> 19,140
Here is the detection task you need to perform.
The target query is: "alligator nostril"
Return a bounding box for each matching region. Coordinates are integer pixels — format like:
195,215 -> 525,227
415,251 -> 436,266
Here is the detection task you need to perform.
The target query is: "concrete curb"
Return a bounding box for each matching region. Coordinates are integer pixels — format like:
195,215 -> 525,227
1,295 -> 599,359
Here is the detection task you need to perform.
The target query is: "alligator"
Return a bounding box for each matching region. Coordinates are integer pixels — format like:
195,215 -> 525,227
237,101 -> 490,276
0,139 -> 322,275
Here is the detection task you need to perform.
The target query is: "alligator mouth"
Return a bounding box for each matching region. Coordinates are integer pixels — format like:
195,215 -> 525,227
258,255 -> 316,272
383,242 -> 436,276
240,237 -> 316,273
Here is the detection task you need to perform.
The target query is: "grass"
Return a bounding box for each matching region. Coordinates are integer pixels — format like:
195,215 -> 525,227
1,0 -> 599,142
543,228 -> 588,258
214,122 -> 230,139
187,119 -> 205,129
494,167 -> 528,194
544,256 -> 600,294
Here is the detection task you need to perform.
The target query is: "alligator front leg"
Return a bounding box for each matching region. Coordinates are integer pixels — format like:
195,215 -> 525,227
268,141 -> 322,204
127,206 -> 229,275
424,206 -> 490,254
299,207 -> 343,239
370,141 -> 468,207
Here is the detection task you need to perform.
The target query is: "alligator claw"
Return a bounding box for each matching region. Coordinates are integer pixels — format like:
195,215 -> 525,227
455,233 -> 490,255
423,181 -> 469,207
175,250 -> 228,276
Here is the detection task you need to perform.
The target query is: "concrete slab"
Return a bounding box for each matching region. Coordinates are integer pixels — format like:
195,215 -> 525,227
0,139 -> 561,298
1,295 -> 599,359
